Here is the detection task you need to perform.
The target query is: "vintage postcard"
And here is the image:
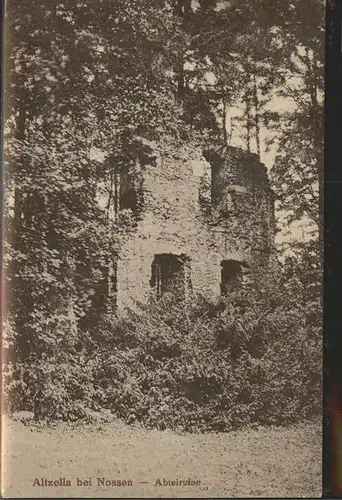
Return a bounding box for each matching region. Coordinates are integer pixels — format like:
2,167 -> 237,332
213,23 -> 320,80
1,0 -> 324,497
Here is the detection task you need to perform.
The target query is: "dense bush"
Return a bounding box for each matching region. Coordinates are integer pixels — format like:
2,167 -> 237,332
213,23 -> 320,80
3,269 -> 322,431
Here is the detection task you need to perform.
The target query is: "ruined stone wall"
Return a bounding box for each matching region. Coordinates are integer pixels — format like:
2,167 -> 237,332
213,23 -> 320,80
115,143 -> 276,311
204,146 -> 276,265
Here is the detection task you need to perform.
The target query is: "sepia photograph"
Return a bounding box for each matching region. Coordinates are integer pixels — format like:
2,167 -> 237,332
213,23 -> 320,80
2,0 -> 324,497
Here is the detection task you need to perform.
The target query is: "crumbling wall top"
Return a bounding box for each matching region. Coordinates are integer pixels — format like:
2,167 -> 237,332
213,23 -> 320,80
203,144 -> 270,185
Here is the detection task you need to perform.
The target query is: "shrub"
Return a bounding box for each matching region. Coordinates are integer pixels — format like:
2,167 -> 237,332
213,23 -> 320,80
3,272 -> 322,431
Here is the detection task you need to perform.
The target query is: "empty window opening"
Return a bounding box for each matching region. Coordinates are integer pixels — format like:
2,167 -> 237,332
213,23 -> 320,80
150,253 -> 190,299
78,253 -> 118,331
119,167 -> 138,211
220,260 -> 249,295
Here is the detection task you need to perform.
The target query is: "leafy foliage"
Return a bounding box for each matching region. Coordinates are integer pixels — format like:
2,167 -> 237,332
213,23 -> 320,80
4,273 -> 322,430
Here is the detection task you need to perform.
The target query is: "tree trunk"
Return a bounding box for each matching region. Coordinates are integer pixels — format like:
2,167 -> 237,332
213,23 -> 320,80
12,89 -> 26,250
222,89 -> 228,145
245,90 -> 252,152
174,0 -> 191,100
10,86 -> 36,358
308,51 -> 323,275
252,74 -> 261,158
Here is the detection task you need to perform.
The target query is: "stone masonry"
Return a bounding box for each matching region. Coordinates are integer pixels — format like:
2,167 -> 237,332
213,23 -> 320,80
113,143 -> 276,311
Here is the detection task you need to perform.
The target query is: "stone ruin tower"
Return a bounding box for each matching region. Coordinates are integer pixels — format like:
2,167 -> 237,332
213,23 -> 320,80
112,143 -> 276,311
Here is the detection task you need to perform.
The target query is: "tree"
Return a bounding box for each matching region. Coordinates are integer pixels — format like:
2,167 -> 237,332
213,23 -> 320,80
268,0 -> 324,325
4,0 -> 188,360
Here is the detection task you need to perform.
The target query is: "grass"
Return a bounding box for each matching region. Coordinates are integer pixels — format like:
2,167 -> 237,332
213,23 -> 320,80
2,413 -> 321,498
